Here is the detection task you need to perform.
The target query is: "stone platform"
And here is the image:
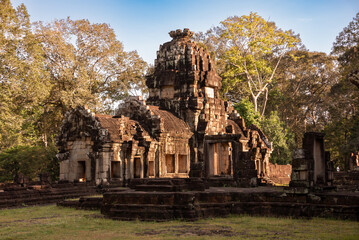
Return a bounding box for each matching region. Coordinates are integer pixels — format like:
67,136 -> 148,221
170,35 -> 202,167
100,186 -> 359,221
58,177 -> 359,222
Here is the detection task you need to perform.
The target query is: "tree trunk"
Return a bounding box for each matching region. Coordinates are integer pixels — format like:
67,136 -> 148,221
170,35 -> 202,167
252,95 -> 258,113
42,133 -> 48,148
261,87 -> 268,116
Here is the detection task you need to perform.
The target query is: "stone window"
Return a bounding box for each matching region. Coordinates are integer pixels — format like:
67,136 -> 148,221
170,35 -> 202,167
160,86 -> 174,99
178,155 -> 187,173
165,154 -> 175,173
205,87 -> 214,98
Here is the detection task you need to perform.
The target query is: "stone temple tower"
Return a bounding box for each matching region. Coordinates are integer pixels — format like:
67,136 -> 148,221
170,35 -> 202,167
146,28 -> 234,163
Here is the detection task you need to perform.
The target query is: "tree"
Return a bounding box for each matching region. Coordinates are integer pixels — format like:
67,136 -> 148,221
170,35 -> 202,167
234,99 -> 261,127
0,0 -> 49,149
324,115 -> 359,170
260,111 -> 295,164
267,50 -> 338,146
326,12 -> 359,169
234,101 -> 294,164
33,18 -> 148,145
198,13 -> 301,116
0,144 -> 58,182
332,12 -> 359,89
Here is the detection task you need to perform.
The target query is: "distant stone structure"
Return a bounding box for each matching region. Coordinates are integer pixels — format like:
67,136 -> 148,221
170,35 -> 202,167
349,151 -> 359,171
268,163 -> 292,185
56,28 -> 272,186
287,132 -> 334,193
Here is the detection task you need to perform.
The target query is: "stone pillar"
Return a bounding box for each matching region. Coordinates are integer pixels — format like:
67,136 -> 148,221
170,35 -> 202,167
287,132 -> 335,193
289,149 -> 309,192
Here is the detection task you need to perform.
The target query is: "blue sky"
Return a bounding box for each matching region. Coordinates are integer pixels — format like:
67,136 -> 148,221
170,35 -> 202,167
11,0 -> 359,64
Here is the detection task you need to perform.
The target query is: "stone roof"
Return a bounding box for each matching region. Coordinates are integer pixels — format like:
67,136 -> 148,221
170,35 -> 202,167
95,114 -> 152,143
148,106 -> 192,135
248,124 -> 272,149
227,119 -> 245,135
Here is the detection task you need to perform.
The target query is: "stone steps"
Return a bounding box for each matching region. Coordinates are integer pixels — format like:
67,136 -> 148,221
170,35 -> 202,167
101,202 -> 199,221
134,184 -> 177,192
333,171 -> 359,191
0,184 -> 97,209
58,196 -> 102,210
100,187 -> 359,221
129,178 -> 206,191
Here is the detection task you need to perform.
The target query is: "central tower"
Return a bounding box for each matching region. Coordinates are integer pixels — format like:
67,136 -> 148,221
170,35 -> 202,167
146,28 -> 232,163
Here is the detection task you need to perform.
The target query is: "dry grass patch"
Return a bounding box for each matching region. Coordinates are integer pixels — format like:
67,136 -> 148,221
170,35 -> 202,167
0,205 -> 358,240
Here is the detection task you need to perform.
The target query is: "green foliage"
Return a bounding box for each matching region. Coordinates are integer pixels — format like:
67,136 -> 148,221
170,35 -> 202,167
0,0 -> 49,149
0,143 -> 58,182
33,17 -> 148,142
234,99 -> 261,127
332,12 -> 359,56
325,12 -> 359,168
0,1 -> 148,149
260,111 -> 295,164
324,115 -> 359,169
201,12 -> 301,115
235,101 -> 294,164
268,50 -> 338,146
332,13 -> 359,89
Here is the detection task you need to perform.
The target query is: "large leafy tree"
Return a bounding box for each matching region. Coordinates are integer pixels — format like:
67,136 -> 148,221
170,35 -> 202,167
195,13 -> 301,164
0,1 -> 148,180
268,50 -> 338,146
0,0 -> 49,149
33,18 -> 147,145
325,12 -> 359,169
198,12 -> 301,116
332,12 -> 359,88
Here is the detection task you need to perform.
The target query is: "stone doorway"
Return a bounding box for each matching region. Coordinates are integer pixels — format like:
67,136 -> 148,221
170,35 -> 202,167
111,161 -> 122,179
77,161 -> 86,182
148,160 -> 155,177
209,143 -> 232,176
134,157 -> 142,178
314,137 -> 325,184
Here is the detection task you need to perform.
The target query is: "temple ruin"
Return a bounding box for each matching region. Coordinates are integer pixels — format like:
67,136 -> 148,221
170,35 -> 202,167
56,28 -> 272,186
2,29 -> 358,221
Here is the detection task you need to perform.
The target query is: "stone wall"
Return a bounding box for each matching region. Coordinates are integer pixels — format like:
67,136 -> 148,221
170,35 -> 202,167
268,163 -> 292,185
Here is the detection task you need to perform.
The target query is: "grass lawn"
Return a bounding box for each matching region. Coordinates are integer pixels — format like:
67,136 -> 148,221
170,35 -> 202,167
0,205 -> 358,240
